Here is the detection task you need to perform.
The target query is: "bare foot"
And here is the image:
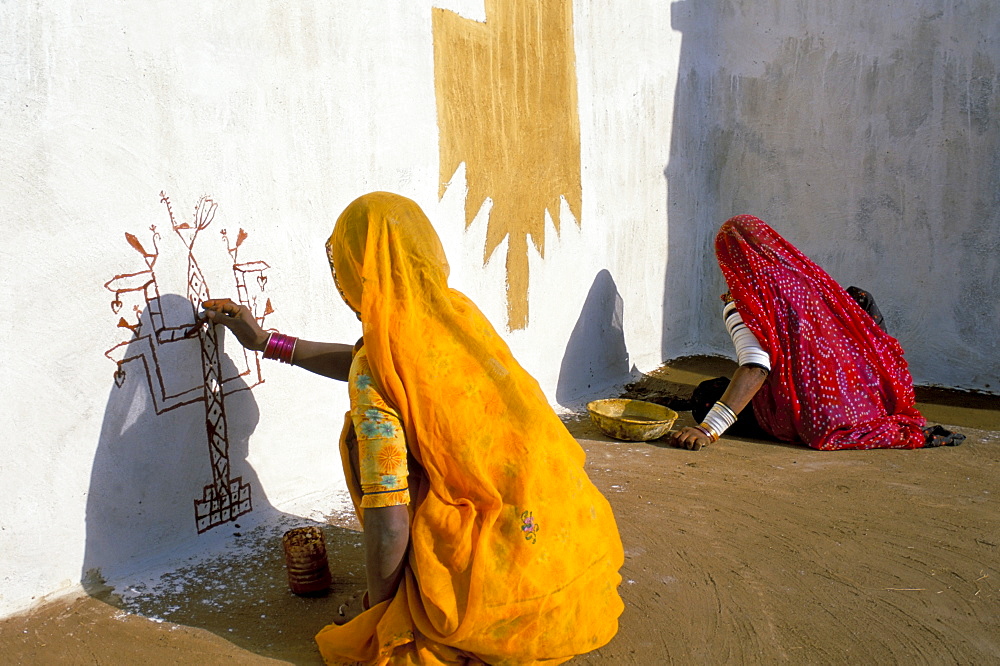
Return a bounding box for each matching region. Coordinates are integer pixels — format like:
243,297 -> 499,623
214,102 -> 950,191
332,590 -> 369,625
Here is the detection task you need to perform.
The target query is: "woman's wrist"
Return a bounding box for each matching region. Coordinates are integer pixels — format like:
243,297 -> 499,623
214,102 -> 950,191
692,424 -> 717,443
252,331 -> 271,353
262,332 -> 298,364
700,401 -> 737,442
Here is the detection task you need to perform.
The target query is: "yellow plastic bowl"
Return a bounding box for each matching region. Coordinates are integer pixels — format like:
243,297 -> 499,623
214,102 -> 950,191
586,398 -> 678,442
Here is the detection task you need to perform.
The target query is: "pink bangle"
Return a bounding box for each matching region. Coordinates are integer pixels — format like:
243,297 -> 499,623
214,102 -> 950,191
282,335 -> 297,364
262,332 -> 298,364
263,333 -> 279,358
279,335 -> 296,364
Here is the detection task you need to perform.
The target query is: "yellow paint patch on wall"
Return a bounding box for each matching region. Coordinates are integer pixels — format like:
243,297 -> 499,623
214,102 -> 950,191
433,0 -> 581,330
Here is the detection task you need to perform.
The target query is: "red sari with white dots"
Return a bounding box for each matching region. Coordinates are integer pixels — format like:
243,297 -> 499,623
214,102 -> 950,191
715,215 -> 926,450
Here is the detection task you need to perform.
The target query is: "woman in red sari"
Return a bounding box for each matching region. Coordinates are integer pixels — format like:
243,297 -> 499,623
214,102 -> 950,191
670,214 -> 963,452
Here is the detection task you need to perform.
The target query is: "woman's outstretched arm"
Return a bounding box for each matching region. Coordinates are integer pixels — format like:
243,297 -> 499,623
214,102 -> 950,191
717,364 -> 769,414
288,339 -> 355,382
200,298 -> 354,381
670,364 -> 768,450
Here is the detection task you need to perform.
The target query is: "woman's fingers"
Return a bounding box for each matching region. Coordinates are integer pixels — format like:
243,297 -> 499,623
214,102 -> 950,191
202,298 -> 242,317
201,298 -> 229,311
199,298 -> 267,352
200,299 -> 246,327
189,299 -> 236,336
671,427 -> 707,451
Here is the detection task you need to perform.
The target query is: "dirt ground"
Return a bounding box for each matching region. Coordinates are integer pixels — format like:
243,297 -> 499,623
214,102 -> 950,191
4,357 -> 999,665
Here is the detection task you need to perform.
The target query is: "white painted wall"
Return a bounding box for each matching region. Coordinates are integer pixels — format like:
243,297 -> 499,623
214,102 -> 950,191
0,1 -> 681,618
663,1 -> 1000,393
1,0 -> 996,619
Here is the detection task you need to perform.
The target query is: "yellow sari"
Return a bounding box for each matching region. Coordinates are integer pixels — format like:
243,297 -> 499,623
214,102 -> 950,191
316,192 -> 624,665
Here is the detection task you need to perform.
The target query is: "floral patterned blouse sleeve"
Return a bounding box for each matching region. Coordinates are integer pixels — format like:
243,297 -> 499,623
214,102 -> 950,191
348,346 -> 411,509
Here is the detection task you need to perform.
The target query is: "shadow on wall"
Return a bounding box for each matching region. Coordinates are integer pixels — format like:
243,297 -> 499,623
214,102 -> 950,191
556,269 -> 631,406
83,293 -> 272,587
661,2 -> 1000,390
83,293 -> 362,662
662,0 -> 728,362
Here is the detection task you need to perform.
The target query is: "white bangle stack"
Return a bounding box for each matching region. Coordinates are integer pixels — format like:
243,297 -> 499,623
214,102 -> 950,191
699,401 -> 738,442
724,301 -> 771,370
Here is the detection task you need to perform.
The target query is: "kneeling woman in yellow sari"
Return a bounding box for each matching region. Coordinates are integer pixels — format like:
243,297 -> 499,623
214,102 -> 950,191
202,192 -> 624,665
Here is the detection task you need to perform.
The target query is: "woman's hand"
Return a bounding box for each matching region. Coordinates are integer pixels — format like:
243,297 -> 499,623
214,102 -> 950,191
200,298 -> 269,352
669,426 -> 712,451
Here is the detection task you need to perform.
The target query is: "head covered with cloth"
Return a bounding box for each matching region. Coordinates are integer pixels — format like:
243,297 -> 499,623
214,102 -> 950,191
317,192 -> 624,664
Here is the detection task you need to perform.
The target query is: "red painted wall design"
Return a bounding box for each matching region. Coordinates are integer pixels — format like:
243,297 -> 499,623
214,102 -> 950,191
103,193 -> 273,533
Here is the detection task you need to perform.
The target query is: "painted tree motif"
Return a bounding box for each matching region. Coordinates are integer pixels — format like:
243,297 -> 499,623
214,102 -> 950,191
103,192 -> 273,533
